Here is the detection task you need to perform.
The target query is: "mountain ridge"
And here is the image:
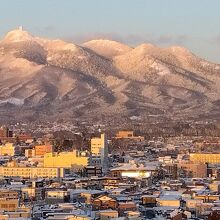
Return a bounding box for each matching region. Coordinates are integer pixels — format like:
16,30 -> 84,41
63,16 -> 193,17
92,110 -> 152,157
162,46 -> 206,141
0,28 -> 220,124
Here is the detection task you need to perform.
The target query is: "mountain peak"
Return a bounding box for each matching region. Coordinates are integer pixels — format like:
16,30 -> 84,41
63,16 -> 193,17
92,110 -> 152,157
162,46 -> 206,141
134,43 -> 158,52
2,27 -> 34,43
83,39 -> 132,58
83,39 -> 131,49
167,46 -> 191,56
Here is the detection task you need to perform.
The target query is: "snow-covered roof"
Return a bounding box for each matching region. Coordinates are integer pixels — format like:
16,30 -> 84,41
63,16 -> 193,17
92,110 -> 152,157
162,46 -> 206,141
111,163 -> 157,171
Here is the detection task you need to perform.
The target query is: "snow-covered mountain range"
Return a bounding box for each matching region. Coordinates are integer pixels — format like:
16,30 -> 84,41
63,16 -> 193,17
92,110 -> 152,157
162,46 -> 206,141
0,28 -> 220,123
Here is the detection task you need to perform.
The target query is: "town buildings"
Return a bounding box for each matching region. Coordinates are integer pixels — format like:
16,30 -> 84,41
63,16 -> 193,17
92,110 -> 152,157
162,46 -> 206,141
0,127 -> 219,219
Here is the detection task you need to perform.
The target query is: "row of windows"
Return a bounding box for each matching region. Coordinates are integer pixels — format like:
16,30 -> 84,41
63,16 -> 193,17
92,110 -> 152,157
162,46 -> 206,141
0,204 -> 16,208
3,168 -> 57,171
3,172 -> 57,174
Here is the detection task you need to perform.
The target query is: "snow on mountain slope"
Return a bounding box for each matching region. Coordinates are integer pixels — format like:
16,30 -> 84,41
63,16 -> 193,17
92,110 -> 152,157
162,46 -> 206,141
44,39 -> 122,81
83,39 -> 132,58
1,28 -> 220,123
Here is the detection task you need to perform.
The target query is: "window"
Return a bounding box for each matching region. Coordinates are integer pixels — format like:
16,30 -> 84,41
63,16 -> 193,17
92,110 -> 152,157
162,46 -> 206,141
1,204 -> 8,208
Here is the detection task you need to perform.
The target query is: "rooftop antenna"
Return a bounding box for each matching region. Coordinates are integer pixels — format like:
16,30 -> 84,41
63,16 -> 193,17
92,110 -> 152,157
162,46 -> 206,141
18,26 -> 23,31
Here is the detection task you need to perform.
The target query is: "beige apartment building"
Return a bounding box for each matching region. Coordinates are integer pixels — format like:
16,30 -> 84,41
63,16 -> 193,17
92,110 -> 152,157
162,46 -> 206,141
0,165 -> 65,179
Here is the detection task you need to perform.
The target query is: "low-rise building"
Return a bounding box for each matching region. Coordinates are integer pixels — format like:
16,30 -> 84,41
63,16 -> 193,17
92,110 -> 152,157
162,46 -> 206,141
35,144 -> 53,156
97,210 -> 118,220
0,190 -> 19,212
93,195 -> 117,210
115,131 -> 144,141
46,190 -> 69,204
44,151 -> 89,169
178,162 -> 207,178
0,143 -> 18,156
25,144 -> 53,158
0,163 -> 66,179
110,162 -> 157,178
190,153 -> 220,164
118,202 -> 137,216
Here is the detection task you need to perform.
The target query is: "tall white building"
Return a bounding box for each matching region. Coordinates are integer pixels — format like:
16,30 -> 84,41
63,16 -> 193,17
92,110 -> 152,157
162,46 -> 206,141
91,133 -> 108,168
